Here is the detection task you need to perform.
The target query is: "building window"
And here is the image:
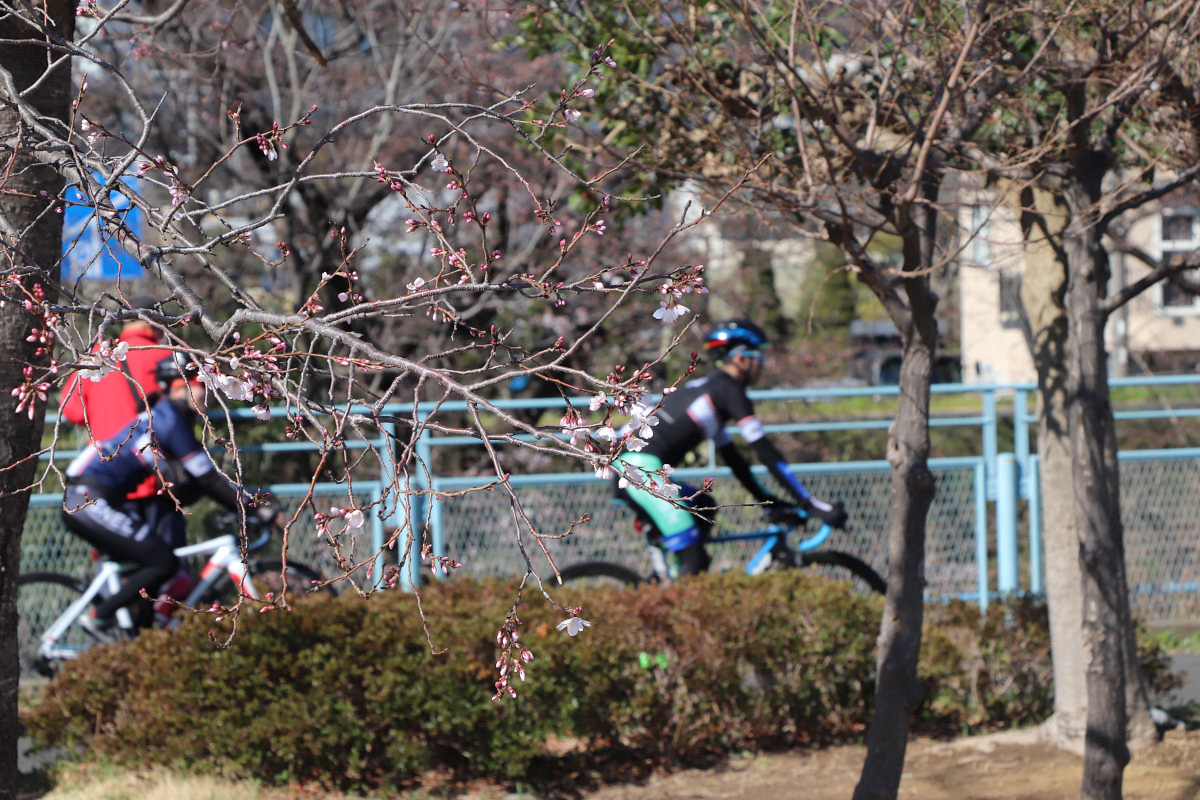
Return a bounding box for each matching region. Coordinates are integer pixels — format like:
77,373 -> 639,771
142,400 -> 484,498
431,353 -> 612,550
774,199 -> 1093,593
998,271 -> 1022,326
1156,210 -> 1200,314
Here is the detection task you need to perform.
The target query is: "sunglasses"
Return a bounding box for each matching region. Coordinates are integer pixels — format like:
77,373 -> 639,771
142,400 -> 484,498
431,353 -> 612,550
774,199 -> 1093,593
738,349 -> 764,363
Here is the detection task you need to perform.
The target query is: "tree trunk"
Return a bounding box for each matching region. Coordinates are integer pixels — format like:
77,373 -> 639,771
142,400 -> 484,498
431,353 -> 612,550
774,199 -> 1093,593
1063,203 -> 1141,800
1015,188 -> 1155,759
1016,188 -> 1089,749
852,285 -> 938,800
0,5 -> 75,798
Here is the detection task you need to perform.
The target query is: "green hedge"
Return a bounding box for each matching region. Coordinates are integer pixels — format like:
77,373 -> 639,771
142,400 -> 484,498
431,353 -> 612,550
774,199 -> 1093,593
20,573 -> 1171,792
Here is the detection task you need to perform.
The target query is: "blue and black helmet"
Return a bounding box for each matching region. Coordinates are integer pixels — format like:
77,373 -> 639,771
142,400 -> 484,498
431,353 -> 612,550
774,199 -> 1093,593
703,318 -> 768,359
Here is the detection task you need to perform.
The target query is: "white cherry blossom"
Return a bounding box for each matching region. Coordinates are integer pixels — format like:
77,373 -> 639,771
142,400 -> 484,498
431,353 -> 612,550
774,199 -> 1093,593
652,301 -> 689,323
556,617 -> 591,636
630,404 -> 659,438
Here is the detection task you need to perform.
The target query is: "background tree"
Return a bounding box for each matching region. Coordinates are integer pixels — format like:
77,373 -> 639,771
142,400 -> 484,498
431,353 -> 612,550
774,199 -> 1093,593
73,0 -> 692,404
513,3 -> 1014,798
516,1 -> 1200,797
957,6 -> 1200,795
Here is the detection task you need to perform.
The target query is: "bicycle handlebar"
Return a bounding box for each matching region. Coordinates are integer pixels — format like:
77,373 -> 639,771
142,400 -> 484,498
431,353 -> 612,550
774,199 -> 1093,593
205,510 -> 276,554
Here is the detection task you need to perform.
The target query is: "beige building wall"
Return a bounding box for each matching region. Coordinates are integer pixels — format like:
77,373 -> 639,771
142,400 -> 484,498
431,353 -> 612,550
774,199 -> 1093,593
958,195 -> 1035,384
959,185 -> 1200,382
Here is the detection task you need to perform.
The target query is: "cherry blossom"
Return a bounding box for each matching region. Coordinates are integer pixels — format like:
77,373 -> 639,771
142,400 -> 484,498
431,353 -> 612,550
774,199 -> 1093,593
556,616 -> 591,636
652,300 -> 690,323
629,404 -> 659,438
623,434 -> 648,452
618,462 -> 646,490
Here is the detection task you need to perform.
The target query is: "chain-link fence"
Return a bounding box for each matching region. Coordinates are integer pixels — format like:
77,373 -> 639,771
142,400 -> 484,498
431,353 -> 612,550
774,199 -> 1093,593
433,459 -> 984,602
1109,451 -> 1200,626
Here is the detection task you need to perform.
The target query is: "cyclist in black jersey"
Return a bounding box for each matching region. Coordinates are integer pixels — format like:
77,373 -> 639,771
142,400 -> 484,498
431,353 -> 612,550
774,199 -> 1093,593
63,352 -> 282,637
614,318 -> 847,576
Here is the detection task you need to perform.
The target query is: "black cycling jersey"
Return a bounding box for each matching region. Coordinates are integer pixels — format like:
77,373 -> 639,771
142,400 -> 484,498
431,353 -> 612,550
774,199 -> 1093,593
645,370 -> 763,462
643,369 -> 813,504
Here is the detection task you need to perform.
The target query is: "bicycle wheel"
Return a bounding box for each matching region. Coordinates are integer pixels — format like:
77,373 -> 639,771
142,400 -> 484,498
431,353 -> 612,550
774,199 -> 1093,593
17,572 -> 93,678
558,561 -> 644,588
799,550 -> 887,595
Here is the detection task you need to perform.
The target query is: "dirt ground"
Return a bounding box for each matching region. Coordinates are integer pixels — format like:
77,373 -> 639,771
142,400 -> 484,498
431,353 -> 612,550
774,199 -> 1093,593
20,729 -> 1200,800
573,729 -> 1200,800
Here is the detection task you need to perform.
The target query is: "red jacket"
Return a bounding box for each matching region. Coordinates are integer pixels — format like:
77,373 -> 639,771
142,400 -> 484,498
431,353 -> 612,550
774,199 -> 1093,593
60,327 -> 171,499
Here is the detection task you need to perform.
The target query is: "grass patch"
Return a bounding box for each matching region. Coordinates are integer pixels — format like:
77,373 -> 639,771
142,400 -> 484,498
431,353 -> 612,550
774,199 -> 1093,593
1148,628 -> 1200,653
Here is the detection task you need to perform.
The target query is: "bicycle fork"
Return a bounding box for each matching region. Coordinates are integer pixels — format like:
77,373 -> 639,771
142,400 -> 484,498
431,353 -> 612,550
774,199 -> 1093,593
178,534 -> 259,609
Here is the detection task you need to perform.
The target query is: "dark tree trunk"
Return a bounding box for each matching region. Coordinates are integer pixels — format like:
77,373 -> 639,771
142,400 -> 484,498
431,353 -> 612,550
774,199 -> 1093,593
0,5 -> 75,798
852,201 -> 940,800
1062,198 -> 1133,800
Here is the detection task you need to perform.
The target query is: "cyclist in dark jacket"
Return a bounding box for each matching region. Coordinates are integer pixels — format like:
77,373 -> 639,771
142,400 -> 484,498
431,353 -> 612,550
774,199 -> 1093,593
614,319 -> 847,576
62,352 -> 279,636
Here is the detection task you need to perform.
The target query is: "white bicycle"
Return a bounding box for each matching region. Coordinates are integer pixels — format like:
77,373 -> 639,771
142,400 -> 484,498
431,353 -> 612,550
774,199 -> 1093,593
18,513 -> 331,677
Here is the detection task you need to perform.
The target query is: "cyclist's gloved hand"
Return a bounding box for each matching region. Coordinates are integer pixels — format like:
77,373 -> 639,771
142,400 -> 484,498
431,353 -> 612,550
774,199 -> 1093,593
807,497 -> 848,529
764,499 -> 800,523
763,496 -> 801,522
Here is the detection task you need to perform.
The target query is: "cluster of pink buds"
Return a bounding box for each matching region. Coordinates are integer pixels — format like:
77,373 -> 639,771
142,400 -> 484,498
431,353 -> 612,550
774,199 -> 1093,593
300,295 -> 323,316
421,543 -> 462,577
652,264 -> 707,324
256,121 -> 289,162
492,616 -> 535,701
533,208 -> 562,234
372,159 -> 404,192
555,41 -> 616,124
319,268 -> 364,305
167,179 -> 190,208
25,310 -> 59,357
315,504 -> 365,539
80,118 -> 103,147
0,275 -> 19,306
12,365 -> 51,420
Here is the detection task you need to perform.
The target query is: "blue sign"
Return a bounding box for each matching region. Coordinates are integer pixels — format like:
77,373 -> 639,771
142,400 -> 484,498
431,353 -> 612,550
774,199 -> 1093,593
62,175 -> 145,282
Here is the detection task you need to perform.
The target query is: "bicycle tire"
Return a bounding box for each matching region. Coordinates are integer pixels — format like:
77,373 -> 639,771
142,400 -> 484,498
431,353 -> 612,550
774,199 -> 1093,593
558,561 -> 644,588
17,572 -> 94,678
799,550 -> 887,595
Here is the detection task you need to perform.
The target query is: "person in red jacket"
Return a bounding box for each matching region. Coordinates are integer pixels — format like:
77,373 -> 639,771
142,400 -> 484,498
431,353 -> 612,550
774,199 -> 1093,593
60,295 -> 172,500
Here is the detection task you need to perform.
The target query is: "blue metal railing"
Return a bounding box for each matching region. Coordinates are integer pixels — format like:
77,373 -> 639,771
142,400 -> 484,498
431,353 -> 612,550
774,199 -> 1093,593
30,375 -> 1200,618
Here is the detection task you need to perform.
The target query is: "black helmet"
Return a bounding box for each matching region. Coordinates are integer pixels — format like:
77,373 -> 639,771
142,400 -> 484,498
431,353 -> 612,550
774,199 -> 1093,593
703,318 -> 767,358
154,351 -> 202,389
